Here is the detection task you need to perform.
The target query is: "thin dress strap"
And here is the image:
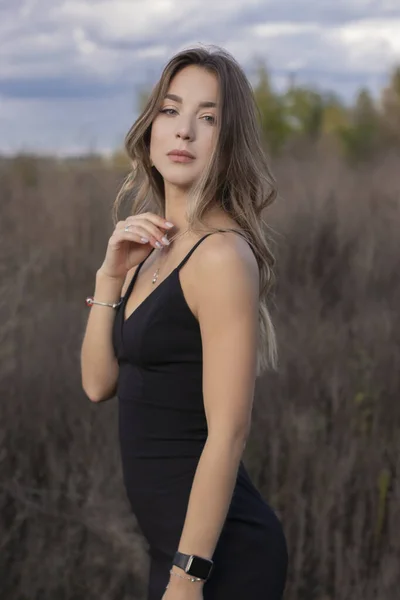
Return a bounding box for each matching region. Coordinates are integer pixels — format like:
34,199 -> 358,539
124,228 -> 253,299
176,228 -> 252,272
175,233 -> 213,271
124,249 -> 155,298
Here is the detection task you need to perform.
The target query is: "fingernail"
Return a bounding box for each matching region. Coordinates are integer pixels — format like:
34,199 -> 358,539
155,241 -> 163,249
161,236 -> 170,245
165,222 -> 174,228
140,237 -> 149,243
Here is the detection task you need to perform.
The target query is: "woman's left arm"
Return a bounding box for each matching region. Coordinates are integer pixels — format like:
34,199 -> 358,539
164,234 -> 260,598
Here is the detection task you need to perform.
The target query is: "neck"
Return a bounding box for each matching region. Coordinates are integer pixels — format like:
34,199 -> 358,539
163,183 -> 189,235
163,181 -> 221,239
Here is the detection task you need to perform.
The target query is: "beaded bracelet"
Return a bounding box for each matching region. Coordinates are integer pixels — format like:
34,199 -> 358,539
85,296 -> 123,309
168,569 -> 203,583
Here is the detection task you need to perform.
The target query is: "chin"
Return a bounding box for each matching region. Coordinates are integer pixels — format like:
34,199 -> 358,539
161,172 -> 198,189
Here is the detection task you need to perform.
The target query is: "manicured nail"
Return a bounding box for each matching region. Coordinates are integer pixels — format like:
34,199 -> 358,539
165,222 -> 174,228
161,236 -> 170,245
140,237 -> 149,243
155,241 -> 163,249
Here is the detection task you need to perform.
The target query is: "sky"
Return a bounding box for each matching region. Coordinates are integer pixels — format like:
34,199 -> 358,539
1,0 -> 400,156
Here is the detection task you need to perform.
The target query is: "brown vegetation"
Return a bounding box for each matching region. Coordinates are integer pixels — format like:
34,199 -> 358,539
1,140 -> 400,598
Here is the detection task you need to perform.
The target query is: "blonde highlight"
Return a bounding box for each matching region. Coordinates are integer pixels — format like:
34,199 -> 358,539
113,45 -> 278,376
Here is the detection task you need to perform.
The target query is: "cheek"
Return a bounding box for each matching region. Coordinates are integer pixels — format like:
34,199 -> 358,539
202,128 -> 218,156
149,119 -> 164,151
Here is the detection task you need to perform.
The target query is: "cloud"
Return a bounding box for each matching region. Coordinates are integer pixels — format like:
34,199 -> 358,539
0,0 -> 399,154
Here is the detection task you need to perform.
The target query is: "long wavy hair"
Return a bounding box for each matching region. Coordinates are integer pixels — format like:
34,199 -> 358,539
113,45 -> 278,376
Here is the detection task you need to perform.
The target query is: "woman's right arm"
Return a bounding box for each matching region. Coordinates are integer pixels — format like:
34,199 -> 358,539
80,268 -> 134,403
79,212 -> 175,403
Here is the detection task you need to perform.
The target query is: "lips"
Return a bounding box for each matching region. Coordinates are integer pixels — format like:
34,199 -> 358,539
167,149 -> 195,159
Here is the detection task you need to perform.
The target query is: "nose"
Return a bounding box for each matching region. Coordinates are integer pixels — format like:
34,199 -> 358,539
175,115 -> 194,141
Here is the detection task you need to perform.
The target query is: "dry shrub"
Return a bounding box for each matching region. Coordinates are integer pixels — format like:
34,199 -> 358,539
0,146 -> 399,599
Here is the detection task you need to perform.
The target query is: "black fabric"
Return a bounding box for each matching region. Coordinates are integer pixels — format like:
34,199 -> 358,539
112,231 -> 288,600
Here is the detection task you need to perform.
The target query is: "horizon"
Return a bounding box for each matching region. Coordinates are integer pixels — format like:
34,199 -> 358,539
1,0 -> 399,156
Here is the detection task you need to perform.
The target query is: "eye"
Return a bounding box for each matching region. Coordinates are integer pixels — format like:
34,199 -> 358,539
202,115 -> 216,125
160,108 -> 177,115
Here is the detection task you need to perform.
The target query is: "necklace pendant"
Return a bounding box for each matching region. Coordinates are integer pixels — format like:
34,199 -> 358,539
152,268 -> 159,284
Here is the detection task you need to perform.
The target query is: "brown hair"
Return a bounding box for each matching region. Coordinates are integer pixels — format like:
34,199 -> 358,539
113,44 -> 278,376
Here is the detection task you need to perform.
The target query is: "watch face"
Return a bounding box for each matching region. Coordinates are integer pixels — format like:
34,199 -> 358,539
187,556 -> 213,580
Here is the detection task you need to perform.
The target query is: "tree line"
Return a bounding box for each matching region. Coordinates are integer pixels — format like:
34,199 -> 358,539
112,61 -> 400,167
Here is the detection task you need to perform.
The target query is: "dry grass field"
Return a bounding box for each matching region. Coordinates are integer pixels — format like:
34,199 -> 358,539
1,143 -> 399,599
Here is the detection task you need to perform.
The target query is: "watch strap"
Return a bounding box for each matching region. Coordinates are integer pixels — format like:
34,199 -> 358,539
173,551 -> 190,572
173,551 -> 213,580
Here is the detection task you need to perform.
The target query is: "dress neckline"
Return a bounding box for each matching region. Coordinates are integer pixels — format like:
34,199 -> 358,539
121,228 -> 251,324
123,263 -> 178,324
122,232 -> 211,324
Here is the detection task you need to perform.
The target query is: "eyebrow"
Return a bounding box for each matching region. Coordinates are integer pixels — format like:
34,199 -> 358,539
164,93 -> 217,109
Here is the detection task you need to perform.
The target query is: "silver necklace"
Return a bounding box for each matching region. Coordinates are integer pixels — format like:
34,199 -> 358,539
151,228 -> 189,284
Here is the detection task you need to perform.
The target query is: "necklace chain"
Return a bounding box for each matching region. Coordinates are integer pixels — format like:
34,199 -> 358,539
151,227 -> 189,285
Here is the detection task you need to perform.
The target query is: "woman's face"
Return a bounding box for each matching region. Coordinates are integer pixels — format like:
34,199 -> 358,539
150,65 -> 219,190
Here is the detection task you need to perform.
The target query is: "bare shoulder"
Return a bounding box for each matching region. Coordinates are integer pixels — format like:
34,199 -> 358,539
191,230 -> 259,314
195,229 -> 258,280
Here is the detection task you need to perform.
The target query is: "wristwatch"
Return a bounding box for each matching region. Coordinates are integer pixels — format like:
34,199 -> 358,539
172,551 -> 214,581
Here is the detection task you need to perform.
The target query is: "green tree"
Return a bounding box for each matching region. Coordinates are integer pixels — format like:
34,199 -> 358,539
320,92 -> 349,136
284,85 -> 324,141
253,62 -> 292,155
380,65 -> 400,144
338,88 -> 381,161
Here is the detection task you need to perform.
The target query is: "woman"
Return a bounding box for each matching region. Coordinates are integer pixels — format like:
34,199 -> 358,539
81,45 -> 288,600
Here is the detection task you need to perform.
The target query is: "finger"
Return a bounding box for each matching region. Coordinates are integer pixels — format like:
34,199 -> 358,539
127,225 -> 165,248
135,222 -> 171,247
111,228 -> 150,246
118,225 -> 168,249
123,221 -> 171,248
126,213 -> 174,231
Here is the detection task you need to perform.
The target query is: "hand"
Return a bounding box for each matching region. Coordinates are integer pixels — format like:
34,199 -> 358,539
98,212 -> 175,280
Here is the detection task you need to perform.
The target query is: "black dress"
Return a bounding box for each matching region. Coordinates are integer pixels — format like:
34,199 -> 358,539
112,230 -> 288,600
